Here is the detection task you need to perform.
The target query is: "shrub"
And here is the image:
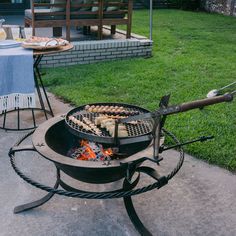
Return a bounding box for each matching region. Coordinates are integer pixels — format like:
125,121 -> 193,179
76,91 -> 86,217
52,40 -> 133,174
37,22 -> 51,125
168,0 -> 201,10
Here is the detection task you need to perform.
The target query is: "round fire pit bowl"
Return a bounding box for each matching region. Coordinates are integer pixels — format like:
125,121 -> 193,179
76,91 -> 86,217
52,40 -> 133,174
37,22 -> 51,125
32,115 -> 152,184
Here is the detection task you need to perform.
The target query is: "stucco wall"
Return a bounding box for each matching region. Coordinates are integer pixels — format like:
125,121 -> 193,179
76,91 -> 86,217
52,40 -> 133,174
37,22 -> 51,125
202,0 -> 236,16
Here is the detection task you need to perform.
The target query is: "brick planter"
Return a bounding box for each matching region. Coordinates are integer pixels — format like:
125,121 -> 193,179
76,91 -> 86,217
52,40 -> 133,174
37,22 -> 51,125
39,38 -> 152,68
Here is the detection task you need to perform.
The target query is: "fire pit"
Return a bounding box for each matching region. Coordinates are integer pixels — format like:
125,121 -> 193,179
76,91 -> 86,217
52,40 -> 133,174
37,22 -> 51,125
9,93 -> 234,235
33,114 -> 153,184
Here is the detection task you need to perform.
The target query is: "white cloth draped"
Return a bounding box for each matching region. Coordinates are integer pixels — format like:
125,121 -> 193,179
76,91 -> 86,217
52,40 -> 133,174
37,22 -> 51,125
0,46 -> 35,112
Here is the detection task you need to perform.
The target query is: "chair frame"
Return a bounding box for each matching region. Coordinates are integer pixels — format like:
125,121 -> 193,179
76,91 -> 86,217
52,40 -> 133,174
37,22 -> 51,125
24,0 -> 133,41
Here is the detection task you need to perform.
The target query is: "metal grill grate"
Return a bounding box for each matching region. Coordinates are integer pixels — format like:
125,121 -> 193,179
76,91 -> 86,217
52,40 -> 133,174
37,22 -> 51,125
65,103 -> 154,144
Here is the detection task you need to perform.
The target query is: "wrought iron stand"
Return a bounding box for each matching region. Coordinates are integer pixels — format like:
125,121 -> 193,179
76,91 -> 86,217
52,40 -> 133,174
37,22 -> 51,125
9,129 -> 184,236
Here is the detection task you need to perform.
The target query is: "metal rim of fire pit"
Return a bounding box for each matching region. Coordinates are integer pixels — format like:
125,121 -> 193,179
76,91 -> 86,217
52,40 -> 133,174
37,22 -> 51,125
65,102 -> 154,145
32,115 -> 155,168
9,126 -> 184,199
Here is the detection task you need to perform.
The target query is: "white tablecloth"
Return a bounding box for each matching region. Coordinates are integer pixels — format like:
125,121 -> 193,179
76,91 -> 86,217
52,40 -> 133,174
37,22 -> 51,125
0,46 -> 35,112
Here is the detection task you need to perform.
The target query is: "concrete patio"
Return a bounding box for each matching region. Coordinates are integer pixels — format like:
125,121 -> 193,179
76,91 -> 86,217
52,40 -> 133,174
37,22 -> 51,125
0,92 -> 236,236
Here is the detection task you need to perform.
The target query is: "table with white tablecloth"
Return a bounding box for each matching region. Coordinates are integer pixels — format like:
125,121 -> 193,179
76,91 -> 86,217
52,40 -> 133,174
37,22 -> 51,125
0,43 -> 73,130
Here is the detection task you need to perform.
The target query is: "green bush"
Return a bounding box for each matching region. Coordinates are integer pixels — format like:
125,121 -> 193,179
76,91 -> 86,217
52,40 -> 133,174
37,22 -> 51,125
169,0 -> 201,10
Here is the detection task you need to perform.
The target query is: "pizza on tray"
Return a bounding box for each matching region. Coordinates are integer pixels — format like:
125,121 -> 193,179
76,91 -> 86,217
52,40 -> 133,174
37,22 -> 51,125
22,36 -> 69,50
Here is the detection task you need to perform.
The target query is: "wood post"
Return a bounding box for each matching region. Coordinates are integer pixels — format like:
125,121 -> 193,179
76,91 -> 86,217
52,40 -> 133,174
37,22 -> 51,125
98,0 -> 103,40
66,0 -> 71,41
127,0 -> 133,38
31,0 -> 35,36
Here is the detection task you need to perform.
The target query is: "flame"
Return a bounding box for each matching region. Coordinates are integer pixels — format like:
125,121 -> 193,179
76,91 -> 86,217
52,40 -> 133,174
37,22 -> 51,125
76,140 -> 113,161
102,147 -> 113,156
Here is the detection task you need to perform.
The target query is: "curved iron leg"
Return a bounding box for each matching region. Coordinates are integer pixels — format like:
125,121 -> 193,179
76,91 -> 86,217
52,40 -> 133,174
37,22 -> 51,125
14,168 -> 60,214
123,179 -> 152,236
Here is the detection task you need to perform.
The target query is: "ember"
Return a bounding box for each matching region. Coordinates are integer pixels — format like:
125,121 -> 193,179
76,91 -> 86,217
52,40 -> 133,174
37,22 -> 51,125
68,140 -> 113,161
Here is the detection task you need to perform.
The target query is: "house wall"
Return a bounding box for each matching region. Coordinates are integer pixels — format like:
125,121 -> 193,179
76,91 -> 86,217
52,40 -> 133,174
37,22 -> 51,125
202,0 -> 236,16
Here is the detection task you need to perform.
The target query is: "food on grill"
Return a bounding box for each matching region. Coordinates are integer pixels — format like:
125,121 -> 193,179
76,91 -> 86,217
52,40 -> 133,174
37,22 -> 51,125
101,118 -> 115,128
107,125 -> 128,137
109,125 -> 128,137
65,103 -> 153,145
68,116 -> 101,136
82,117 -> 102,136
95,115 -> 108,125
69,116 -> 90,129
127,120 -> 140,125
85,105 -> 139,116
95,115 -> 129,126
69,114 -> 129,138
115,130 -> 129,137
94,116 -> 128,137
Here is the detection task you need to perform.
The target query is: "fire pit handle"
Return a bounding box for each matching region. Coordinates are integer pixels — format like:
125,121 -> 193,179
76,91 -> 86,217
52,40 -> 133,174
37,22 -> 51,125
120,93 -> 234,124
178,93 -> 233,113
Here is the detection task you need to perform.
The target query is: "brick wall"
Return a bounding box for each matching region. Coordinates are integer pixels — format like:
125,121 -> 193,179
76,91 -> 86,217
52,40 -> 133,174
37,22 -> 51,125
40,38 -> 152,68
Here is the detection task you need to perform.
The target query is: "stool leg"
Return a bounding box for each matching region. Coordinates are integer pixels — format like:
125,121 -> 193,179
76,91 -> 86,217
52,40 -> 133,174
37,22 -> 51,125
19,26 -> 26,39
32,27 -> 35,36
111,25 -> 116,35
83,26 -> 87,35
53,27 -> 62,37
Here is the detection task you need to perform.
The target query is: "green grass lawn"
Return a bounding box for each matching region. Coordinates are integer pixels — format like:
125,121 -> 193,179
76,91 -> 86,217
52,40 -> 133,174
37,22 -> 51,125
43,9 -> 236,171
